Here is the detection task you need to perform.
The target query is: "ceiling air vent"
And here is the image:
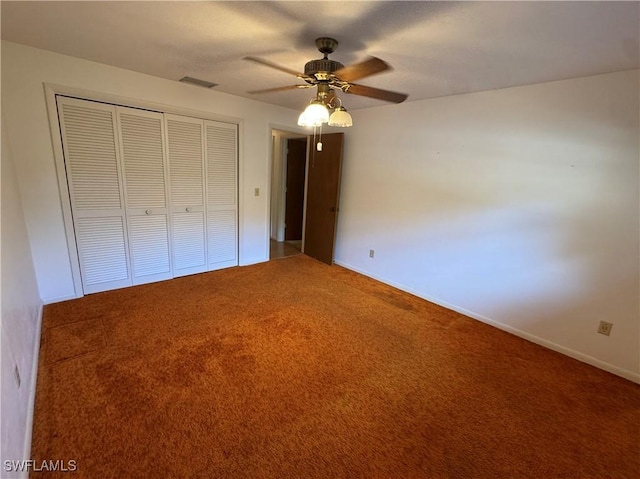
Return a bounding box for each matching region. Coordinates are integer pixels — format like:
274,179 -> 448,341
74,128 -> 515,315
179,76 -> 218,89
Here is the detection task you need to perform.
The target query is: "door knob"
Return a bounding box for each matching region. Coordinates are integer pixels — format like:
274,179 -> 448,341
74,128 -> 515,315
329,207 -> 337,212
186,207 -> 192,213
145,209 -> 151,215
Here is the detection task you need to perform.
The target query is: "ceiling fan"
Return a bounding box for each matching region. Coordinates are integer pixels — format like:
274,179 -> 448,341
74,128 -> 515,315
244,37 -> 408,126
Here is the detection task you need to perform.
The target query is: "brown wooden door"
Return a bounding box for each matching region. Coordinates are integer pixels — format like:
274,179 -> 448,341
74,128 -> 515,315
284,138 -> 307,241
304,132 -> 344,265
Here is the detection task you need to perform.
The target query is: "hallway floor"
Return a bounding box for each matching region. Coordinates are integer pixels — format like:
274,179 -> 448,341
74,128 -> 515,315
270,239 -> 302,260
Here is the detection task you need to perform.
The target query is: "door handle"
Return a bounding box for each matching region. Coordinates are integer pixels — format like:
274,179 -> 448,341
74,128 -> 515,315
145,209 -> 152,215
329,207 -> 338,212
186,207 -> 192,213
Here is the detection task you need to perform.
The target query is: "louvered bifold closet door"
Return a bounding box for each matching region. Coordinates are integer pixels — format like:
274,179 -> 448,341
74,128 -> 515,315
116,107 -> 172,285
165,114 -> 207,277
205,120 -> 238,270
57,97 -> 133,294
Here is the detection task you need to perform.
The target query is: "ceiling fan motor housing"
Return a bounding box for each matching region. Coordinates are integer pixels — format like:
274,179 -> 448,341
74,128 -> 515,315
304,59 -> 344,80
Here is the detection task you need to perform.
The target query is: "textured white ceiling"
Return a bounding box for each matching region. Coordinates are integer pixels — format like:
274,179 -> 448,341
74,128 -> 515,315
1,1 -> 638,111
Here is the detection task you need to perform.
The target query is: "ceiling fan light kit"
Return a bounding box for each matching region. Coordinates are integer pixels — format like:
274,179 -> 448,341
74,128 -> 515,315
328,106 -> 353,128
244,37 -> 407,129
298,100 -> 330,127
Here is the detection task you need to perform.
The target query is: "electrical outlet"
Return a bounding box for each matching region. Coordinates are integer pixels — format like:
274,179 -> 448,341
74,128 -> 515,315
14,364 -> 21,388
369,249 -> 375,259
597,321 -> 613,336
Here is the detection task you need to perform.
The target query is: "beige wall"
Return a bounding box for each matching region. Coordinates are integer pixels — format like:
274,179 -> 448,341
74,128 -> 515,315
336,70 -> 640,381
1,117 -> 42,475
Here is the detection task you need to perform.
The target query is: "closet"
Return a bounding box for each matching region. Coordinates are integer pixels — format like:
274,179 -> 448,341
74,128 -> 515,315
57,96 -> 238,295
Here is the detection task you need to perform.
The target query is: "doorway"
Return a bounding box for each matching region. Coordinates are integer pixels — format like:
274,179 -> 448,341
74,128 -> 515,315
269,129 -> 345,264
270,130 -> 307,260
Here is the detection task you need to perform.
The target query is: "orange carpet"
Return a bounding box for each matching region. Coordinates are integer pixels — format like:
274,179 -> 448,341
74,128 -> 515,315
32,255 -> 639,478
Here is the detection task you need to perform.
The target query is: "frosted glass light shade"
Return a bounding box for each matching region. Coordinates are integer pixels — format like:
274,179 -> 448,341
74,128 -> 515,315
297,102 -> 329,127
297,111 -> 309,126
328,107 -> 353,127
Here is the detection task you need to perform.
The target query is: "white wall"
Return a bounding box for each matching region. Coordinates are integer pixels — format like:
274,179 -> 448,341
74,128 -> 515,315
1,117 -> 43,477
1,41 -> 300,303
336,70 -> 640,381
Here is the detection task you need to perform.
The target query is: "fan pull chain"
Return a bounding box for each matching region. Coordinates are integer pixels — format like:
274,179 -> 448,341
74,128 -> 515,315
317,124 -> 323,152
311,123 -> 324,168
312,126 -> 317,168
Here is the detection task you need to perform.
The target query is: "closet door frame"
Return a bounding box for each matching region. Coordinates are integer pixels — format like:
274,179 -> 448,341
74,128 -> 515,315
45,84 -> 243,299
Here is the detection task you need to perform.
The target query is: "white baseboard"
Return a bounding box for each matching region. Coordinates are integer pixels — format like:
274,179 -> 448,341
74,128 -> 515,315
42,293 -> 79,305
334,260 -> 640,384
21,301 -> 44,476
239,257 -> 268,267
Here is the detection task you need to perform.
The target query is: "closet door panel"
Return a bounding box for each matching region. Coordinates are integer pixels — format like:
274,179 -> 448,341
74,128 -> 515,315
166,115 -> 207,277
76,217 -> 130,294
172,212 -> 206,271
205,121 -> 238,270
166,116 -> 205,207
117,107 -> 172,284
119,111 -> 168,208
208,210 -> 237,266
57,97 -> 132,294
128,214 -> 171,279
61,102 -> 123,210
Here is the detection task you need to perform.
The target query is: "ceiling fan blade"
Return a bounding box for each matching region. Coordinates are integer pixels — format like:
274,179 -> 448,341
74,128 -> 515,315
247,84 -> 312,94
345,83 -> 408,103
334,57 -> 390,82
243,56 -> 308,79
